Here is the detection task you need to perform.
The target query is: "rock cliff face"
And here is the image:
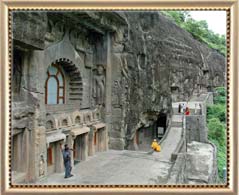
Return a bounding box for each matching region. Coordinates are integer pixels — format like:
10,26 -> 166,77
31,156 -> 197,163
110,12 -> 225,149
11,11 -> 225,183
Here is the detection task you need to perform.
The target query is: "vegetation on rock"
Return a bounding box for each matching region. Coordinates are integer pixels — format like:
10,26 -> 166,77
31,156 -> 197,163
162,11 -> 226,56
207,87 -> 226,181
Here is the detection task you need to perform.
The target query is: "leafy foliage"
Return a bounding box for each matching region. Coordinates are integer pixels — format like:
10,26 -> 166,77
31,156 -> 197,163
162,11 -> 226,56
207,87 -> 226,181
207,104 -> 226,123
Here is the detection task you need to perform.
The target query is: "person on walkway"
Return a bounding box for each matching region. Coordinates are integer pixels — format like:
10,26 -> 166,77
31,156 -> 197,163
151,139 -> 161,152
178,103 -> 181,113
185,107 -> 190,115
60,144 -> 73,178
199,103 -> 202,115
182,103 -> 186,113
194,103 -> 197,114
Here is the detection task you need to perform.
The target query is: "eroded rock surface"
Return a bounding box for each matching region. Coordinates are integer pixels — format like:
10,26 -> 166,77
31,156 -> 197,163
109,12 -> 225,149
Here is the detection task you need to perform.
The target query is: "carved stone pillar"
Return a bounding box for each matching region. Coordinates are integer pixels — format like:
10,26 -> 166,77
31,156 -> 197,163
69,135 -> 75,168
105,32 -> 112,151
88,130 -> 95,156
81,133 -> 88,161
55,141 -> 64,173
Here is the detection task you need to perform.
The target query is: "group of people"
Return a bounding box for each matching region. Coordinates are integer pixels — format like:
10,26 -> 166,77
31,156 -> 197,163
178,102 -> 202,116
178,103 -> 190,115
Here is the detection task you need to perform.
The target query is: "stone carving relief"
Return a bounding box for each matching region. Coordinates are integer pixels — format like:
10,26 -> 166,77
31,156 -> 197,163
44,20 -> 65,47
39,154 -> 45,177
71,111 -> 84,126
92,64 -> 106,107
69,29 -> 94,68
112,80 -> 122,106
45,114 -> 58,131
13,12 -> 47,49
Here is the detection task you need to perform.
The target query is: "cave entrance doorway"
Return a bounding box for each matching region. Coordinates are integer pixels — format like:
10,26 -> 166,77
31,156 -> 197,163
156,113 -> 167,140
135,113 -> 168,151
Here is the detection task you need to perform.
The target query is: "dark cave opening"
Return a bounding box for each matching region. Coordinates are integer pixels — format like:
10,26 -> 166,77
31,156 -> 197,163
135,112 -> 168,151
156,113 -> 167,140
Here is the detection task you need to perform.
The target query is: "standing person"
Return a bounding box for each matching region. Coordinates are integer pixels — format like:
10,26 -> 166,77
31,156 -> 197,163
181,103 -> 184,113
199,103 -> 202,115
185,107 -> 190,115
194,103 -> 197,114
178,103 -> 181,113
60,144 -> 73,178
182,103 -> 186,114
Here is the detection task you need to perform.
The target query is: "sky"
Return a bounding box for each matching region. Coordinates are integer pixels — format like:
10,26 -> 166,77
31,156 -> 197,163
189,11 -> 226,36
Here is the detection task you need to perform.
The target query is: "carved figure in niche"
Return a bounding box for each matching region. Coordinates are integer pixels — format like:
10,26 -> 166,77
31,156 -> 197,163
120,55 -> 129,79
44,20 -> 65,47
93,64 -> 105,106
46,120 -> 54,131
39,155 -> 45,177
70,29 -> 93,53
113,80 -> 122,106
35,128 -> 41,146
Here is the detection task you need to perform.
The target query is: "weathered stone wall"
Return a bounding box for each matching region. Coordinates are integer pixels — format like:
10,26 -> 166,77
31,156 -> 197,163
168,141 -> 218,184
12,11 -> 225,183
109,12 -> 225,149
185,115 -> 208,144
12,11 -> 127,182
12,11 -> 225,151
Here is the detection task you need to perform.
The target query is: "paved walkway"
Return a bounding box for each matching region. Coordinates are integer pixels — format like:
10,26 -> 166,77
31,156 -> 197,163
37,105 -> 184,185
35,99 -> 195,185
37,150 -> 172,185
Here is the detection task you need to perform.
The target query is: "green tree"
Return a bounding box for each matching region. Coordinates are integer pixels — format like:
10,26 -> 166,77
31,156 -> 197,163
162,11 -> 226,56
207,87 -> 226,181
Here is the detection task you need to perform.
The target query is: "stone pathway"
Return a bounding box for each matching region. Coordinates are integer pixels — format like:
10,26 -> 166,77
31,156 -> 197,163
37,150 -> 172,185
34,100 -> 194,185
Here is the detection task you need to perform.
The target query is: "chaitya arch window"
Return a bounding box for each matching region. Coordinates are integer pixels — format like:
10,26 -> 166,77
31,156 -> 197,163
45,65 -> 65,104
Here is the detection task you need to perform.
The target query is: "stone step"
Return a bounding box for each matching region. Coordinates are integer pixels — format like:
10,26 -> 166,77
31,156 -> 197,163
69,72 -> 81,77
69,97 -> 82,100
69,81 -> 83,85
69,85 -> 83,91
70,77 -> 82,81
64,66 -> 77,72
69,92 -> 83,96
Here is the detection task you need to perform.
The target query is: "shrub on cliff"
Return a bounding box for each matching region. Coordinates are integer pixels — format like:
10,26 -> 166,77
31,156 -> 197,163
162,11 -> 226,56
207,104 -> 226,123
207,87 -> 226,181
